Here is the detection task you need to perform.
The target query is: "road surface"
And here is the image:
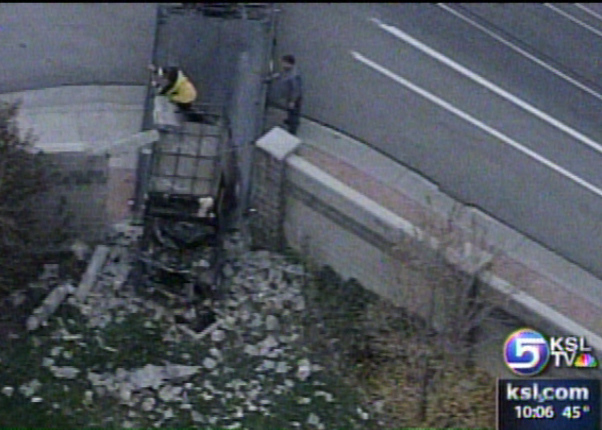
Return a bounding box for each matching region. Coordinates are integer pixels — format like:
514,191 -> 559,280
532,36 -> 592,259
0,3 -> 157,93
3,3 -> 602,279
274,3 -> 602,278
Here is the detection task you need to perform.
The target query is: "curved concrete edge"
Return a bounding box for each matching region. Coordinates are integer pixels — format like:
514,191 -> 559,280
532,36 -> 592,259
290,148 -> 602,351
485,273 -> 602,353
0,85 -> 147,153
283,118 -> 602,358
287,154 -> 417,244
0,85 -> 147,109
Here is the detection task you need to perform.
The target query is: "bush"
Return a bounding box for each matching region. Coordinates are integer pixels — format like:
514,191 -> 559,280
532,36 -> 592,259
0,100 -> 65,294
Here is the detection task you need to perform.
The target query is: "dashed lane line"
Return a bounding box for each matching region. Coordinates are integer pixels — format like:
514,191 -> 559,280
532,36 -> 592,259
370,16 -> 602,159
350,50 -> 602,200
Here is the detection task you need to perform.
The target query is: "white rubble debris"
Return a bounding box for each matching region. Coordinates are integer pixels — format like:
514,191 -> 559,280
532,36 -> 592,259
71,239 -> 91,262
314,390 -> 334,402
26,283 -> 75,331
307,412 -> 321,426
373,399 -> 385,414
243,344 -> 259,356
357,406 -> 370,420
209,347 -> 222,360
49,365 -> 80,379
275,361 -> 290,374
296,358 -> 312,381
2,386 -> 14,397
258,335 -> 278,356
75,245 -> 110,302
191,410 -> 204,423
203,357 -> 217,370
211,329 -> 226,342
83,390 -> 94,406
19,379 -> 41,397
7,227 -> 378,428
265,314 -> 280,331
163,407 -> 174,420
158,385 -> 183,402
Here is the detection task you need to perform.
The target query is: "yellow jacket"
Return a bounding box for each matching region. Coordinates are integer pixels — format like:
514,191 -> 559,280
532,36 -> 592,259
165,70 -> 197,104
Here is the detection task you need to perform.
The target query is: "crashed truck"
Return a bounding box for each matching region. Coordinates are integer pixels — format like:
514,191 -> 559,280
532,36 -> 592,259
133,4 -> 277,300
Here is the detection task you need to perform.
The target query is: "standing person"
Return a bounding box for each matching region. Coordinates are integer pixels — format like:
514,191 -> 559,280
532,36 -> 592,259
267,55 -> 303,135
148,64 -> 198,113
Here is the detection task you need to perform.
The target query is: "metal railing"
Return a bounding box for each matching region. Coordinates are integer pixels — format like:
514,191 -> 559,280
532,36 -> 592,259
175,3 -> 273,21
147,101 -> 228,198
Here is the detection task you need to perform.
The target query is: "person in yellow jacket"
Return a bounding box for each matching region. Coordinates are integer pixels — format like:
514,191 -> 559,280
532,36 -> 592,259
149,64 -> 198,112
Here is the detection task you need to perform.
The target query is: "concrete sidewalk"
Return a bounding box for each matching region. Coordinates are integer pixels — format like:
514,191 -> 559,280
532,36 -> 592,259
0,85 -> 148,227
264,108 -> 602,377
0,85 -> 146,155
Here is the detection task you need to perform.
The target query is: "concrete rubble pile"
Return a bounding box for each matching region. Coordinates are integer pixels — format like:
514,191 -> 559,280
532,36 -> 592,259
9,224 -> 373,429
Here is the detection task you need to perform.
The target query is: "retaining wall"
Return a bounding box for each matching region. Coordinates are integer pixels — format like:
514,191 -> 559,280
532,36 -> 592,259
250,126 -> 602,379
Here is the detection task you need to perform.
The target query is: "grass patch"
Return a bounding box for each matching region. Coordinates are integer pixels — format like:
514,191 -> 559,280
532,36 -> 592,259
299,263 -> 496,429
0,249 -> 496,429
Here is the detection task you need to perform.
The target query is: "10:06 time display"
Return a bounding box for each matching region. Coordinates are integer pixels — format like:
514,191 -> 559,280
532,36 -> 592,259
514,405 -> 555,419
514,405 -> 591,420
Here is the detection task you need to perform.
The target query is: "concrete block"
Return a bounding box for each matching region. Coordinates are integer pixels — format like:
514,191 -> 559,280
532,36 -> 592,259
286,155 -> 417,245
153,96 -> 179,127
27,283 -> 75,331
256,127 -> 301,161
75,245 -> 110,302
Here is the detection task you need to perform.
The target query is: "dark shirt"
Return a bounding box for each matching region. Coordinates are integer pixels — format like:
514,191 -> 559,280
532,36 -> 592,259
281,66 -> 302,104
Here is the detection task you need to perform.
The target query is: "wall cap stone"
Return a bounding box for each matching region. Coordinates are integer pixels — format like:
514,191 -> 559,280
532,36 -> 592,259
256,127 -> 302,161
287,154 -> 417,245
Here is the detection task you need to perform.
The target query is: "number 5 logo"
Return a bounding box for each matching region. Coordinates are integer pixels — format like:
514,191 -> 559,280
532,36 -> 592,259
511,338 -> 546,368
504,329 -> 550,376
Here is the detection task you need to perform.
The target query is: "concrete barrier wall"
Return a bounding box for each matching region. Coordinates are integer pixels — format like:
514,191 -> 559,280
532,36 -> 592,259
251,128 -> 602,380
31,152 -> 109,244
251,128 -> 439,322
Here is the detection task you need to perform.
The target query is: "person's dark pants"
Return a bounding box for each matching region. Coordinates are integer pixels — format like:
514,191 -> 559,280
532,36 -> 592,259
176,102 -> 193,111
175,102 -> 203,123
284,98 -> 302,135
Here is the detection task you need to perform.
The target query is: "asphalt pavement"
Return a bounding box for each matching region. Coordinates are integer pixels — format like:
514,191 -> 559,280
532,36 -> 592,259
453,3 -> 602,89
2,4 -> 602,283
274,3 -> 602,278
0,3 -> 157,93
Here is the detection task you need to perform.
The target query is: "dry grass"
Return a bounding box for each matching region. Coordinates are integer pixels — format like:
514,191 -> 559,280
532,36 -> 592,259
356,304 -> 497,428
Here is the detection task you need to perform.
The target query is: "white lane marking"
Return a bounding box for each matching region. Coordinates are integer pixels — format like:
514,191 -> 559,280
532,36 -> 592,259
437,3 -> 602,104
544,3 -> 602,39
350,50 -> 602,199
575,3 -> 602,24
370,16 -> 602,156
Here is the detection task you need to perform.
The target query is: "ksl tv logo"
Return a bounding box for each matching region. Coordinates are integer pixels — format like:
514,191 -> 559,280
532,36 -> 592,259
504,328 -> 599,376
